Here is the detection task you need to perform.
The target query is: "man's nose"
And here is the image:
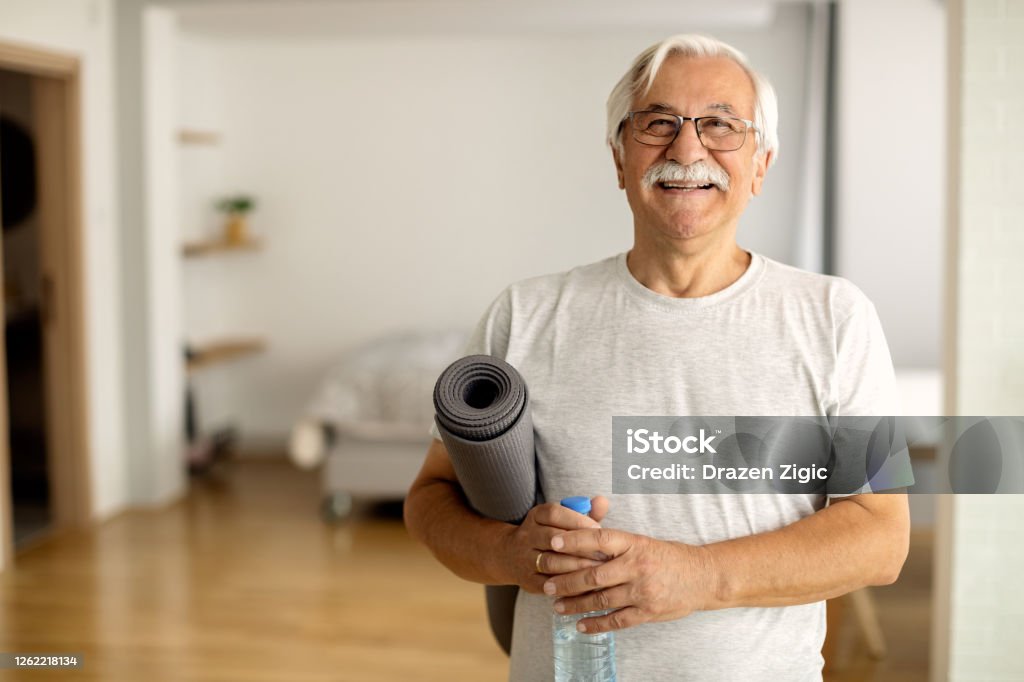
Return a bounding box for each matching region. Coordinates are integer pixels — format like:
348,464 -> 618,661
665,119 -> 708,166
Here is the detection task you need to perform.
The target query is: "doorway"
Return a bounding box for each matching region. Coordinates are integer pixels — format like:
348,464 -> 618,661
1,67 -> 51,548
0,40 -> 92,569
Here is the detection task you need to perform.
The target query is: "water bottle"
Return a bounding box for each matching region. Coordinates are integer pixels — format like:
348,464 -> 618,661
553,496 -> 617,682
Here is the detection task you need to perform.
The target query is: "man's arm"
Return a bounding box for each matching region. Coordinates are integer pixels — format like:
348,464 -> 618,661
545,492 -> 909,633
403,438 -> 606,594
704,492 -> 909,608
403,439 -> 515,585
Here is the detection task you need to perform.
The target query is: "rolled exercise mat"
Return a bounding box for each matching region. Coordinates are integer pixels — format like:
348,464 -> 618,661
433,354 -> 540,656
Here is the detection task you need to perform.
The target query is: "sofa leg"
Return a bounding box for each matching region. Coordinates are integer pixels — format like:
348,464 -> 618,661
320,492 -> 353,523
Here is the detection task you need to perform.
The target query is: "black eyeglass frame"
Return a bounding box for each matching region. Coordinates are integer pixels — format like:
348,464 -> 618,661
622,110 -> 760,152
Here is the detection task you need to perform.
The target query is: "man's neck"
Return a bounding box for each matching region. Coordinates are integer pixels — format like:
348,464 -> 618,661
626,236 -> 751,299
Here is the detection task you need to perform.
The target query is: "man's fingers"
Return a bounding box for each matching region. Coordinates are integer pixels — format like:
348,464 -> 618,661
554,584 -> 631,616
577,606 -> 644,634
533,502 -> 601,530
536,551 -> 603,575
589,495 -> 610,524
536,525 -> 563,545
523,572 -> 550,595
544,558 -> 624,597
551,527 -> 629,560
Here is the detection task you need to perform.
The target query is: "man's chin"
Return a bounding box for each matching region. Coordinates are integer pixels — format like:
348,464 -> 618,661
652,221 -> 717,242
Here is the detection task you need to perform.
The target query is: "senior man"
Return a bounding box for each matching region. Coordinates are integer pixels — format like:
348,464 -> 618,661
404,34 -> 909,680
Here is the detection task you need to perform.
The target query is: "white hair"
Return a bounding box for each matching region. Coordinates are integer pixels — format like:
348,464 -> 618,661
606,34 -> 779,166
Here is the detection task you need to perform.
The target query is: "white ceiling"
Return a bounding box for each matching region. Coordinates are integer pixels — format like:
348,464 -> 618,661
167,0 -> 784,37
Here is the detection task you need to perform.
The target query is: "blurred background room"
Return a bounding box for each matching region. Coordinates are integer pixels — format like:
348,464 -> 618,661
0,0 -> 1021,680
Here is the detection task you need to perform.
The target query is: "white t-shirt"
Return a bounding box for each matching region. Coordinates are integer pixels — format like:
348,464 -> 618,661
432,250 -> 901,681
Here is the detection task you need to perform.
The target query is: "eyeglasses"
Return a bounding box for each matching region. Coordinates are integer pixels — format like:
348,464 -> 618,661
624,111 -> 758,152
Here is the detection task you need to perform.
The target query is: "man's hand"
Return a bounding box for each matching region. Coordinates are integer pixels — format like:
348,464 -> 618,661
500,496 -> 611,594
542,528 -> 718,634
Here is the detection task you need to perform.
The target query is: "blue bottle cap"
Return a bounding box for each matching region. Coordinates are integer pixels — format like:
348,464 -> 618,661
560,496 -> 592,514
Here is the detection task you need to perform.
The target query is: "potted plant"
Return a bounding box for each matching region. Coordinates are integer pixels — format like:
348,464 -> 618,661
216,194 -> 256,245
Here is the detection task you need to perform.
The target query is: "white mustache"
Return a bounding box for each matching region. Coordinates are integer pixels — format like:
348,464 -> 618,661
642,160 -> 731,191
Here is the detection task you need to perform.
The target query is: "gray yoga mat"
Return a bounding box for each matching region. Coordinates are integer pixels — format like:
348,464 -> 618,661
433,354 -> 540,656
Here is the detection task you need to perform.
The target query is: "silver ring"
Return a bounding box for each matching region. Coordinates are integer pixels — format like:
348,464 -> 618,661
535,551 -> 544,573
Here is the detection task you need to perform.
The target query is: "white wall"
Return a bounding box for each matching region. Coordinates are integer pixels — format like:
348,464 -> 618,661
0,0 -> 127,530
142,7 -> 186,502
174,5 -> 814,444
934,0 -> 1024,679
177,32 -> 241,438
114,0 -> 188,509
836,0 -> 946,368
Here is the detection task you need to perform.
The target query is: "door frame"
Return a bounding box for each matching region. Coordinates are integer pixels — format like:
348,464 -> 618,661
0,39 -> 92,569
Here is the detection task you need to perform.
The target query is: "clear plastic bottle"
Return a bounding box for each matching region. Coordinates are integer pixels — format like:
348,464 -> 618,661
552,496 -> 617,682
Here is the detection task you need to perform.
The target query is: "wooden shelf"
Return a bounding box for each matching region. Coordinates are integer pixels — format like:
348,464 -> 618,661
186,338 -> 266,374
178,129 -> 221,145
182,237 -> 263,258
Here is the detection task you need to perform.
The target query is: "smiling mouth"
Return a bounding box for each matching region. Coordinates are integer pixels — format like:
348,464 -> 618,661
658,182 -> 716,192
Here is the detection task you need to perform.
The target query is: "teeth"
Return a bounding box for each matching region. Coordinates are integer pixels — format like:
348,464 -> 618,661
662,182 -> 713,190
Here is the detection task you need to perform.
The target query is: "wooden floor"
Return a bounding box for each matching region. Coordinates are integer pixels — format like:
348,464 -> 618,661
825,530 -> 933,682
0,459 -> 931,681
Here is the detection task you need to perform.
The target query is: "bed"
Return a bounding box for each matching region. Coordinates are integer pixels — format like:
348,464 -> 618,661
289,329 -> 469,520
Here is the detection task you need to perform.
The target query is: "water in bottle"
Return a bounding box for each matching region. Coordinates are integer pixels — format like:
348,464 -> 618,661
552,496 -> 617,682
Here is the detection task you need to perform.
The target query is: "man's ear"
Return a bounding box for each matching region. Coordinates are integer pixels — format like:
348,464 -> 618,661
751,149 -> 772,196
612,144 -> 626,190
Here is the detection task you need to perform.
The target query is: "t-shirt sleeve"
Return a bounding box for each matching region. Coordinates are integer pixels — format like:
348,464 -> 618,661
835,295 -> 899,417
829,292 -> 914,495
427,288 -> 514,441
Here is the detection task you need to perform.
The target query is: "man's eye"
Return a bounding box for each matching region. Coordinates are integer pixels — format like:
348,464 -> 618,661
646,118 -> 676,132
706,117 -> 742,132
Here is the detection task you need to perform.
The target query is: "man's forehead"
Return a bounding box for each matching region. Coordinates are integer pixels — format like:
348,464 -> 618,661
637,55 -> 755,115
643,101 -> 741,115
